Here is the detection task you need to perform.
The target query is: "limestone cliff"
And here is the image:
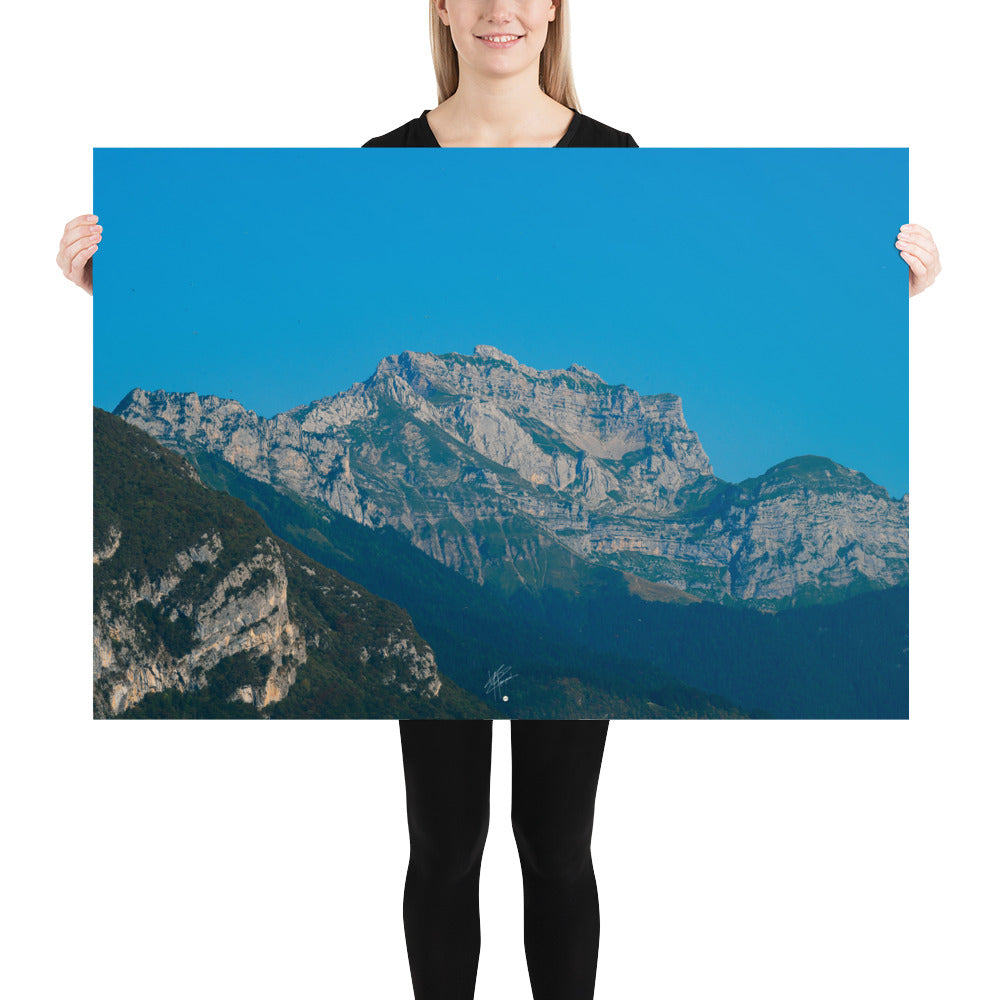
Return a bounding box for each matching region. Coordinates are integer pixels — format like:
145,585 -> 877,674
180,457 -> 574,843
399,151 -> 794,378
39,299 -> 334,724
93,532 -> 305,716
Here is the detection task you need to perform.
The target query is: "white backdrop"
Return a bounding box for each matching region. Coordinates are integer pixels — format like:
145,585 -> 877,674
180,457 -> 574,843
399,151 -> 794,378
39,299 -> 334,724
4,2 -> 995,998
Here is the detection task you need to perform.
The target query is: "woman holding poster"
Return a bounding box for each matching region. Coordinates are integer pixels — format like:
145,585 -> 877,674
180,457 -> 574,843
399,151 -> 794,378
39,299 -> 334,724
62,3 -> 939,1000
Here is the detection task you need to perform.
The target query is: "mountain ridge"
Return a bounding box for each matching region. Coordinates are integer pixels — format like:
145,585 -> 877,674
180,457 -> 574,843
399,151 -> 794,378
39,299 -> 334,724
114,344 -> 907,609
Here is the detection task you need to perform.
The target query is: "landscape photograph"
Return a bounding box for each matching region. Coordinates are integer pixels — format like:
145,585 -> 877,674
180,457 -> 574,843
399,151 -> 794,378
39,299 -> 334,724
93,148 -> 908,720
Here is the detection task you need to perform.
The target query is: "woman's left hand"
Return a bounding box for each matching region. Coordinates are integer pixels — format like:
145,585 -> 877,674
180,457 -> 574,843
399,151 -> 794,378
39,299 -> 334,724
896,223 -> 941,297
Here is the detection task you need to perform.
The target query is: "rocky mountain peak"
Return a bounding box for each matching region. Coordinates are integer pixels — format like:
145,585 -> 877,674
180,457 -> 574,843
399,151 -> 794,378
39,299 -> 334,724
745,455 -> 886,500
567,362 -> 606,384
473,344 -> 520,365
470,345 -> 606,386
376,346 -> 614,398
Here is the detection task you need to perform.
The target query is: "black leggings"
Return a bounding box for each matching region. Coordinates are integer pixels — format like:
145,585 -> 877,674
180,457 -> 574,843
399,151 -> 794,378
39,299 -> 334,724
399,719 -> 610,1000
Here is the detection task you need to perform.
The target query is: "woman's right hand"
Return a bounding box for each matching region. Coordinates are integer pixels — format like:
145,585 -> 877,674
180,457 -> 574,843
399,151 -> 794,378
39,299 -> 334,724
56,214 -> 102,295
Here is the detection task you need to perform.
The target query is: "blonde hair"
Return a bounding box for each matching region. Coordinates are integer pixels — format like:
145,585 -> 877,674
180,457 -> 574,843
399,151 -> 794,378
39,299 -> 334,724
429,1 -> 580,110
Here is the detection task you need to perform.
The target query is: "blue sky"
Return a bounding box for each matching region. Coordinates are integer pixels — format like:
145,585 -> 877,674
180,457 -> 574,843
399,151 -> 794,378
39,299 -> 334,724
94,148 -> 907,497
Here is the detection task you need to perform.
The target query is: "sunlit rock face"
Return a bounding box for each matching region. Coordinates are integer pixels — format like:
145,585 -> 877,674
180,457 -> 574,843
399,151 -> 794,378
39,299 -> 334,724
116,346 -> 907,608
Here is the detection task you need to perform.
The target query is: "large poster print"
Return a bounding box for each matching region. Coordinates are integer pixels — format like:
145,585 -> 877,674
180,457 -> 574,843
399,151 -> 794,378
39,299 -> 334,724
93,148 -> 907,720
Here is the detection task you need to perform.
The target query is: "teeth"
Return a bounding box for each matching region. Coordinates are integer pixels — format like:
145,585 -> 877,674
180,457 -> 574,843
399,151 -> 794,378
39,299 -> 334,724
483,35 -> 519,42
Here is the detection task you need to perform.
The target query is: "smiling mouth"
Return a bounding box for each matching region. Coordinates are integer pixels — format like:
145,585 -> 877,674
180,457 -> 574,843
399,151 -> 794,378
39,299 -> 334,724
476,33 -> 525,45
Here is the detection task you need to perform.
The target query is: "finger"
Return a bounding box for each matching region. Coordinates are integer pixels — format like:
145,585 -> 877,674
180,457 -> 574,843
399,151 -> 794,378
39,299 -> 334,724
900,251 -> 927,280
900,223 -> 932,239
901,245 -> 934,269
896,233 -> 936,254
68,243 -> 98,281
61,235 -> 100,276
902,248 -> 936,281
902,238 -> 941,272
59,222 -> 102,251
62,213 -> 97,232
60,233 -> 101,271
896,244 -> 936,271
